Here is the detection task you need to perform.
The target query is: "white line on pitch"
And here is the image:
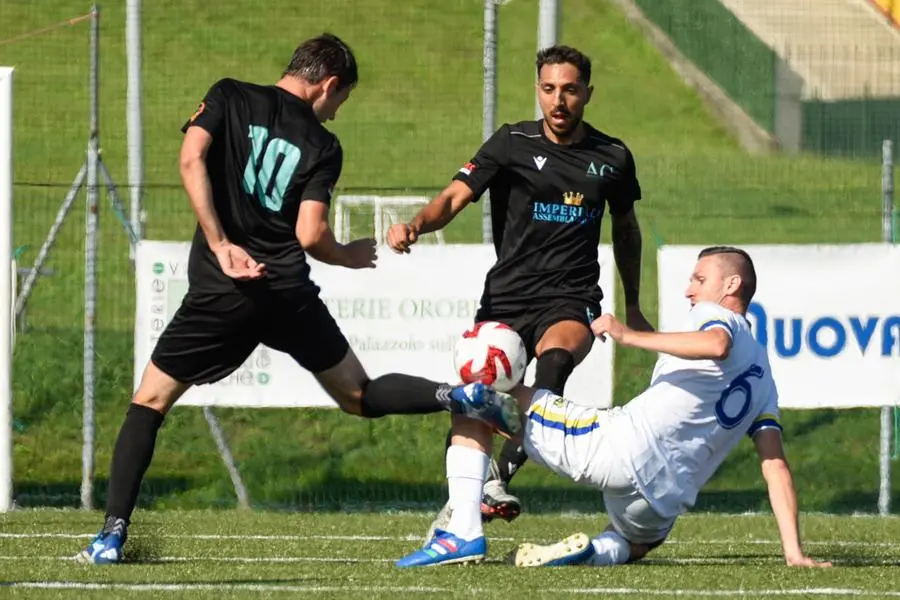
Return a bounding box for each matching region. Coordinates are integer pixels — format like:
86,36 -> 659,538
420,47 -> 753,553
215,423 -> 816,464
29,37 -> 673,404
3,582 -> 900,596
0,532 -> 512,543
0,532 -> 898,547
0,555 -> 895,566
0,555 -> 392,563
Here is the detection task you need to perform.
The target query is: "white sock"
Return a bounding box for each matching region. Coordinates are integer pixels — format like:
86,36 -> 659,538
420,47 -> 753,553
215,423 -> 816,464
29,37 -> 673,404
444,445 -> 490,541
586,530 -> 631,566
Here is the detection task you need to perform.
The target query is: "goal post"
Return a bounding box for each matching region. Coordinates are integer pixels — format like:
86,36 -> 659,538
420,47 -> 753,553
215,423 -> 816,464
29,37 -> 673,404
333,195 -> 445,245
0,66 -> 15,513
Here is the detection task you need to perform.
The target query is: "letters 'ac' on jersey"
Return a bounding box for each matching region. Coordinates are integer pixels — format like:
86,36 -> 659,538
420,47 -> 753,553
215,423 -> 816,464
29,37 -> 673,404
182,78 -> 342,292
451,120 -> 641,307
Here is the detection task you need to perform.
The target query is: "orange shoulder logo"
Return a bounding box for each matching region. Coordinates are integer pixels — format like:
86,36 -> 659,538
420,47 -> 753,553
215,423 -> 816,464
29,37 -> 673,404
189,102 -> 205,123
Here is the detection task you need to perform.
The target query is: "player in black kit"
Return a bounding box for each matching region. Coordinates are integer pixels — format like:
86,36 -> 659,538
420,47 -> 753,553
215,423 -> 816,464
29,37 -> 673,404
388,45 -> 652,537
77,34 -> 519,565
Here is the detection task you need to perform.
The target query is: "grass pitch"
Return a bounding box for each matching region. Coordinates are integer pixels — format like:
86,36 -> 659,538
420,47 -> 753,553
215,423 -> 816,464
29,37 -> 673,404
2,510 -> 900,599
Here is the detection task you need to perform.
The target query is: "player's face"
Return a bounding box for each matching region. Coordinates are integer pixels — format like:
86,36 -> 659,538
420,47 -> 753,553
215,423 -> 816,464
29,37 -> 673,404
685,256 -> 733,307
537,63 -> 592,140
313,77 -> 353,123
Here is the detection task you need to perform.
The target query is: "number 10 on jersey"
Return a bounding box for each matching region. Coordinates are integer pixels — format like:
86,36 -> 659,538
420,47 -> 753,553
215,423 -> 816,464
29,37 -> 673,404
242,125 -> 301,211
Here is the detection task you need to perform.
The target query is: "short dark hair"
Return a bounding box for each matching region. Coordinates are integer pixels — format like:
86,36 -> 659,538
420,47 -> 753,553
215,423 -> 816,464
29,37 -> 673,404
283,33 -> 358,90
698,246 -> 757,304
536,45 -> 592,85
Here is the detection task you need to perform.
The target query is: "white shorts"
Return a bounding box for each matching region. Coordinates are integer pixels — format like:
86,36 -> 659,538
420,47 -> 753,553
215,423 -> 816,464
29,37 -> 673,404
523,390 -> 676,545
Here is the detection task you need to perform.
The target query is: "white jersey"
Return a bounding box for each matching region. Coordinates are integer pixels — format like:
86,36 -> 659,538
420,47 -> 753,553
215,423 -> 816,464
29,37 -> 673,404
608,302 -> 782,518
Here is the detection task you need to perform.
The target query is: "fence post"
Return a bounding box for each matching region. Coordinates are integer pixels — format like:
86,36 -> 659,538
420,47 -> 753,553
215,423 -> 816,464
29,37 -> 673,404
482,0 -> 497,245
0,67 -> 14,513
127,0 -> 144,251
879,139 -> 894,517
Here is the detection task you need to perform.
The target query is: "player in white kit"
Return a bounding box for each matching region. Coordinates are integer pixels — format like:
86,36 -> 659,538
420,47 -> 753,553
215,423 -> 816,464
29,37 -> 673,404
396,246 -> 831,568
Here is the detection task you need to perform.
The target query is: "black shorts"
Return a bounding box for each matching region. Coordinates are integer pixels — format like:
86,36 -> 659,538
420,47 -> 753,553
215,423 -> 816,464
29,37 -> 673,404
151,286 -> 349,386
475,298 -> 601,363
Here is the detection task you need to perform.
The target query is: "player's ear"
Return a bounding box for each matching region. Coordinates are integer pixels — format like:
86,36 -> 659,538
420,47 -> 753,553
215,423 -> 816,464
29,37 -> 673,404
585,84 -> 593,105
725,274 -> 742,297
321,74 -> 341,97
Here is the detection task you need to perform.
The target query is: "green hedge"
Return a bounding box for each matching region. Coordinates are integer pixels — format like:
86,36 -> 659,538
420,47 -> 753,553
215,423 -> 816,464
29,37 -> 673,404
802,98 -> 900,157
633,0 -> 776,131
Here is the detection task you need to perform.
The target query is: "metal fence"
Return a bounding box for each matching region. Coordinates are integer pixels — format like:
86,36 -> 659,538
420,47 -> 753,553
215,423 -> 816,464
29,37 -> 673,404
1,0 -> 898,512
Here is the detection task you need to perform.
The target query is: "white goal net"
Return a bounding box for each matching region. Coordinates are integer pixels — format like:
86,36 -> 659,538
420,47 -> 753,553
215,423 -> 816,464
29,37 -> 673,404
334,195 -> 445,245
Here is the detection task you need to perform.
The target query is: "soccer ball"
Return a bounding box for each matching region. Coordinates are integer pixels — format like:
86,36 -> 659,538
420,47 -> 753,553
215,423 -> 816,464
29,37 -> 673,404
454,321 -> 527,392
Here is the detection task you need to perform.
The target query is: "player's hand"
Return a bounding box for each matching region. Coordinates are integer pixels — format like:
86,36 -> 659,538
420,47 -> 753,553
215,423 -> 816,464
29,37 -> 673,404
625,305 -> 655,332
785,553 -> 833,568
591,313 -> 629,344
212,242 -> 266,281
387,223 -> 418,254
342,238 -> 377,269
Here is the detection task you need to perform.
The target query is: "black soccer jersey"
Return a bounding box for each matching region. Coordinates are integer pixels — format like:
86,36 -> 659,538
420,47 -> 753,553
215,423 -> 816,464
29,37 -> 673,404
452,120 -> 641,308
182,78 -> 342,292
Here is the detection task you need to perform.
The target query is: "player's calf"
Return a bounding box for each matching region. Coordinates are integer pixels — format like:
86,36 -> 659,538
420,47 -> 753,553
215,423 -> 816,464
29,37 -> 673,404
533,348 -> 576,395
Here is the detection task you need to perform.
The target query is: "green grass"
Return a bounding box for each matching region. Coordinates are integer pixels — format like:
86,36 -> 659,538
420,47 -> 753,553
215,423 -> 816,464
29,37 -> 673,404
1,510 -> 900,599
1,0 -> 899,514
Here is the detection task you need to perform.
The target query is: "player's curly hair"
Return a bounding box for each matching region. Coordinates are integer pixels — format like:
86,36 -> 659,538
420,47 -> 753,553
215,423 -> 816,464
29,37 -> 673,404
698,246 -> 757,304
284,33 -> 358,90
536,45 -> 591,84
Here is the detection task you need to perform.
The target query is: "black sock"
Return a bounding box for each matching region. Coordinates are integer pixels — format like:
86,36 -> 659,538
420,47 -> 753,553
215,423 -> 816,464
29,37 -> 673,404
497,349 -> 577,484
102,515 -> 128,540
360,374 -> 452,418
497,438 -> 528,484
534,348 -> 576,396
105,403 -> 165,523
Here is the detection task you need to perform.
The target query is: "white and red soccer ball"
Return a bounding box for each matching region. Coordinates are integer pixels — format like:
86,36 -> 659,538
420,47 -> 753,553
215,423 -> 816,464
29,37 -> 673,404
454,321 -> 527,392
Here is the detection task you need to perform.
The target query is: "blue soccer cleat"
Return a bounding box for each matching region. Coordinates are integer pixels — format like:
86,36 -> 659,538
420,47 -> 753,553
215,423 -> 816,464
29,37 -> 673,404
510,532 -> 595,567
75,517 -> 127,564
396,529 -> 486,567
450,383 -> 522,438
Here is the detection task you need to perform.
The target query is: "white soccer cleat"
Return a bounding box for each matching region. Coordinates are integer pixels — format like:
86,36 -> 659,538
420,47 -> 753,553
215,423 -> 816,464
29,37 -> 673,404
512,532 -> 594,567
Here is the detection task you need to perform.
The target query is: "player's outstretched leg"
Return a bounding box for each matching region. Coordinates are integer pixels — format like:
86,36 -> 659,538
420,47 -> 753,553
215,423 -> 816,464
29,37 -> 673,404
76,363 -> 189,564
509,532 -> 595,567
313,349 -> 522,437
449,383 -> 522,438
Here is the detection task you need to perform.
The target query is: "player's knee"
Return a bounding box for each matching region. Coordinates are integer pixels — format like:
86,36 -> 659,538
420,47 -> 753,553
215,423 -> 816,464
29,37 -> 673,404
317,377 -> 366,416
132,366 -> 186,415
332,387 -> 365,417
344,378 -> 373,418
131,390 -> 167,414
534,348 -> 576,395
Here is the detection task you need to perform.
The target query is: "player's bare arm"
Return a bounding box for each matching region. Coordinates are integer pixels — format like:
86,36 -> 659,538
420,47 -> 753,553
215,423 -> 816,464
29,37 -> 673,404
591,313 -> 732,360
180,126 -> 265,280
610,208 -> 652,331
753,429 -> 832,568
296,199 -> 376,269
387,180 -> 474,253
